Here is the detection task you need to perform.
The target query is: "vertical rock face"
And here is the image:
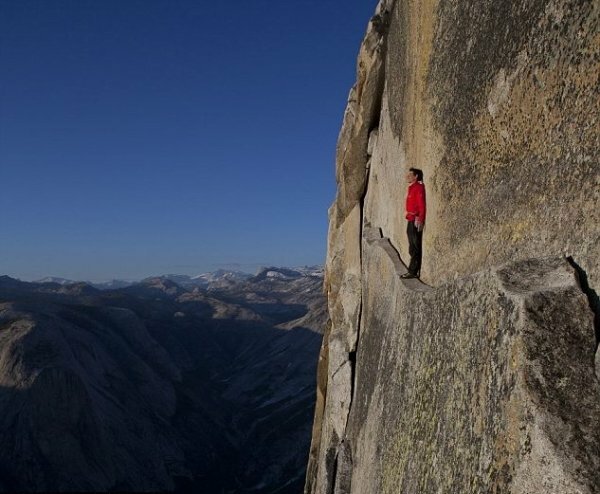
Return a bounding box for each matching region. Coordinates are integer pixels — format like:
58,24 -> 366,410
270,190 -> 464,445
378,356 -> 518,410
307,1 -> 599,493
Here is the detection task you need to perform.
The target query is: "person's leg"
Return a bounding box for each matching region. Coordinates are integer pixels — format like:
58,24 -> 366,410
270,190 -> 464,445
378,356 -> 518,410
407,221 -> 419,275
413,228 -> 423,276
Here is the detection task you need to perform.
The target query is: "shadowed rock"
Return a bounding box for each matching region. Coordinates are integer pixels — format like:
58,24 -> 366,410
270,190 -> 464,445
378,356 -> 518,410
0,269 -> 326,492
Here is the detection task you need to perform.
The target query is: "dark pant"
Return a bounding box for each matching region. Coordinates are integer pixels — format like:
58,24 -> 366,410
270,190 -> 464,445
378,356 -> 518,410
406,221 -> 423,276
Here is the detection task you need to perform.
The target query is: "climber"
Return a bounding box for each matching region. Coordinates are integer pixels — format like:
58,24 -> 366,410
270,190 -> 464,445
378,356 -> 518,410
400,167 -> 426,279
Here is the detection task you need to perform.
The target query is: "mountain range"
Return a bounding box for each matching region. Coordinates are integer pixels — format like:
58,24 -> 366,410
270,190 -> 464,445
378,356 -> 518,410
0,267 -> 325,493
33,266 -> 324,292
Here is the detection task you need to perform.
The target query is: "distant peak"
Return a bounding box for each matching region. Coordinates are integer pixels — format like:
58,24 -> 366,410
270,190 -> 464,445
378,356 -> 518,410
0,275 -> 24,286
252,267 -> 303,281
141,277 -> 181,288
35,277 -> 75,285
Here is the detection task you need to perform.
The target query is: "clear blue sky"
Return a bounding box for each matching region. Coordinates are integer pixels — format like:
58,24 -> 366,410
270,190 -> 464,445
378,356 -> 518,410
0,0 -> 376,282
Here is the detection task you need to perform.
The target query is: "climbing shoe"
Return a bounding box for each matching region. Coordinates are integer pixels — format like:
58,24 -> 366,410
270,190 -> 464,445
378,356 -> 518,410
400,272 -> 418,279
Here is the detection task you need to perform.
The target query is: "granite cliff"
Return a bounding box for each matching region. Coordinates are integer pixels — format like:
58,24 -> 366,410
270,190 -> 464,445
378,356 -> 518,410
306,1 -> 599,493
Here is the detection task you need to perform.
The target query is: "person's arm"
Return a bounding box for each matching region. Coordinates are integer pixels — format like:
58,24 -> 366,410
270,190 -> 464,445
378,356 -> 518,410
415,185 -> 426,231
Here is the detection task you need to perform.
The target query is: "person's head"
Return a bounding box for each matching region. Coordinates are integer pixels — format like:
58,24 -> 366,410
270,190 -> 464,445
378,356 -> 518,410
407,167 -> 423,183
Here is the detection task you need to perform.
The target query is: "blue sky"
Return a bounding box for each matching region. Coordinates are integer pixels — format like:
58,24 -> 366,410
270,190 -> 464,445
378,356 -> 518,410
0,0 -> 376,281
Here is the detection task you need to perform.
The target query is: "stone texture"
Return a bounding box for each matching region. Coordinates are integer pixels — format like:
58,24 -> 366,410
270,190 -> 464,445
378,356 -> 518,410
375,0 -> 599,288
331,0 -> 393,228
306,0 -> 599,492
343,252 -> 599,494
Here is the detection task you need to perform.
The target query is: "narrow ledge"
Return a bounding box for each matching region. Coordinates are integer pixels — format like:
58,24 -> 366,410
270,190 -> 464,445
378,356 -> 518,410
363,225 -> 432,293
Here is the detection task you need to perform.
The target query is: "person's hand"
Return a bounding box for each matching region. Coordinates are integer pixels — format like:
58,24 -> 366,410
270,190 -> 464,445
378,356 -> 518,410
415,219 -> 424,232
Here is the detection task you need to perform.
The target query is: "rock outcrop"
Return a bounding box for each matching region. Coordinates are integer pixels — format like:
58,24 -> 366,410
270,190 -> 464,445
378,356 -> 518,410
307,1 -> 599,493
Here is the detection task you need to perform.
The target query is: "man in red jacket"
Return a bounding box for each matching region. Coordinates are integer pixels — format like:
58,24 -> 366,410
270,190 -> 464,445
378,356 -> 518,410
401,167 -> 426,279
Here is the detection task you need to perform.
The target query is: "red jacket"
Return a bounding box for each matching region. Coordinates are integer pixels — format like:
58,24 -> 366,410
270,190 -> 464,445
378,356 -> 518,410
405,181 -> 426,222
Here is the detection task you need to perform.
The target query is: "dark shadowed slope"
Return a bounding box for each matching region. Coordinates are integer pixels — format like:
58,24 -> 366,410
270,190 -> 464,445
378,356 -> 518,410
0,268 -> 325,493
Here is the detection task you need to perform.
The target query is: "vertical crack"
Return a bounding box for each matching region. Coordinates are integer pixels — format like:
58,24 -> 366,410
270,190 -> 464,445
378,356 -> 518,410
348,350 -> 357,401
567,257 -> 599,348
325,446 -> 339,494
